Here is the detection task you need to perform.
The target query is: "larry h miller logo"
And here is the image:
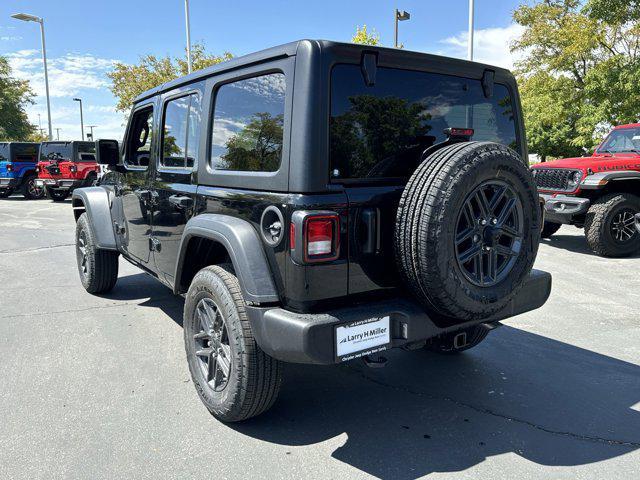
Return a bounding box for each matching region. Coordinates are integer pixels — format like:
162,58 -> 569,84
339,325 -> 388,344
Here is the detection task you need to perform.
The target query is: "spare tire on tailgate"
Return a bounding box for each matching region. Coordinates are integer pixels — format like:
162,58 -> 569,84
395,141 -> 541,320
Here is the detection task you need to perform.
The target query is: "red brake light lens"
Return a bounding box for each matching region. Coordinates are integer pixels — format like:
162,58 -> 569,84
304,215 -> 339,262
6,163 -> 13,172
289,222 -> 296,250
70,165 -> 77,173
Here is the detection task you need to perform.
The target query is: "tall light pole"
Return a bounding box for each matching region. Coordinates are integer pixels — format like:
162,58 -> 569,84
394,9 -> 411,49
184,0 -> 192,73
55,128 -> 61,140
73,98 -> 84,140
11,13 -> 52,140
87,125 -> 97,140
468,0 -> 475,60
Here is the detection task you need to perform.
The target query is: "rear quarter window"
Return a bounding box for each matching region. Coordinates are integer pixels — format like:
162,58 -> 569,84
330,65 -> 518,180
209,73 -> 286,173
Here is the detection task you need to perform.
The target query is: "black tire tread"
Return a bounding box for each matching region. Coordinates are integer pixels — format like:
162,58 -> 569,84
185,265 -> 282,422
76,213 -> 119,293
584,193 -> 640,257
395,142 -> 540,319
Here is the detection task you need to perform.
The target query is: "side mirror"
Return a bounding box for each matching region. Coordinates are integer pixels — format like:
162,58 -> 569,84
95,139 -> 120,166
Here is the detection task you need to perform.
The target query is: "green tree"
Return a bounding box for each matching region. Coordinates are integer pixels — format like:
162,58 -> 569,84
512,0 -> 640,159
108,43 -> 232,112
220,112 -> 284,171
352,25 -> 381,46
0,56 -> 37,141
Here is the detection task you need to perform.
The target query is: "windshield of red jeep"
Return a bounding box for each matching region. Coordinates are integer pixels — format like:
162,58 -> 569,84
40,143 -> 72,161
330,65 -> 519,180
597,128 -> 640,154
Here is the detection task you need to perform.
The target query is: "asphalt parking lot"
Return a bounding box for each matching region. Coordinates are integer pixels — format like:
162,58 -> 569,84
1,197 -> 639,480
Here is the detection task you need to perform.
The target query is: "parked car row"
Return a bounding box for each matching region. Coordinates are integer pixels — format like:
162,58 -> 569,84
0,141 -> 100,201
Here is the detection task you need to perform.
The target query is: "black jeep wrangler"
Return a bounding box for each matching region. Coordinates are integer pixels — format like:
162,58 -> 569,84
72,40 -> 551,422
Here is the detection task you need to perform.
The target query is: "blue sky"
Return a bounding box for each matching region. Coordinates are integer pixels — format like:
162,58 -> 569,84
0,0 -> 524,140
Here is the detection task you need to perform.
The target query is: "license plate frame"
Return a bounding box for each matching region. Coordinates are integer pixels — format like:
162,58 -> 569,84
335,316 -> 391,362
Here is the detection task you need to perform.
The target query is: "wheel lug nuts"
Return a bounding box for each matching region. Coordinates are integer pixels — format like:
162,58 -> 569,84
473,234 -> 480,243
492,218 -> 498,225
480,219 -> 487,226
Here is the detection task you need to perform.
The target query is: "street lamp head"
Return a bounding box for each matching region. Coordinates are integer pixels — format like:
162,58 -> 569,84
397,10 -> 411,21
73,98 -> 81,102
11,13 -> 42,23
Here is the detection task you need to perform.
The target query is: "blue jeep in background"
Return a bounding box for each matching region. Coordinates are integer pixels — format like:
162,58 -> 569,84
0,142 -> 44,199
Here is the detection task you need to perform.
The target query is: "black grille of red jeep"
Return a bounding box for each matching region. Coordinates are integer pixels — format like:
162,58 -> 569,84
533,168 -> 576,192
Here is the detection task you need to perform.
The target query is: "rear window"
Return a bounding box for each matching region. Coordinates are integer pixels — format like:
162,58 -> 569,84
330,65 -> 518,180
40,143 -> 73,161
14,144 -> 38,162
0,144 -> 8,162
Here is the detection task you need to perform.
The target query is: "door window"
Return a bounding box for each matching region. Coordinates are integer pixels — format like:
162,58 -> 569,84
210,73 -> 285,172
125,107 -> 154,169
160,93 -> 201,170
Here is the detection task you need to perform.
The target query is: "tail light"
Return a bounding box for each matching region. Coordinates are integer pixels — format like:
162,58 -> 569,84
69,165 -> 78,173
6,163 -> 13,172
290,211 -> 340,264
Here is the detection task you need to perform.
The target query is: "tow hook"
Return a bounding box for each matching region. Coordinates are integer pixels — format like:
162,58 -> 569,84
363,353 -> 388,368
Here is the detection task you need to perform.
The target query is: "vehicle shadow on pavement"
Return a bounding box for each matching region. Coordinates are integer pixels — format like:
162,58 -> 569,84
542,234 -> 640,258
106,273 -> 185,326
231,326 -> 640,479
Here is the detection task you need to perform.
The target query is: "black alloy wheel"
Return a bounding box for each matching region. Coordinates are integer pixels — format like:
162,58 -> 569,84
192,297 -> 232,392
454,180 -> 524,287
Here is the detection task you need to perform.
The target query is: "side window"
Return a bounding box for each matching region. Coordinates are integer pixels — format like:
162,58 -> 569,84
14,144 -> 38,162
161,93 -> 201,169
77,143 -> 96,162
210,73 -> 285,172
125,107 -> 154,168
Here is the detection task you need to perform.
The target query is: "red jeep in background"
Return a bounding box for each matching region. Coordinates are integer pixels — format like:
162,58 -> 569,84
36,141 -> 99,201
532,123 -> 640,257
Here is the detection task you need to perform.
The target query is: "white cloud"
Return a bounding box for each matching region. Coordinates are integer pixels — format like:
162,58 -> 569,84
5,50 -> 118,97
437,23 -> 525,70
4,49 -> 125,140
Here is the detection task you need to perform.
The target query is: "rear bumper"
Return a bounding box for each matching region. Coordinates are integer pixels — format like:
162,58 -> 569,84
35,178 -> 83,190
0,177 -> 19,189
540,194 -> 590,224
247,269 -> 552,365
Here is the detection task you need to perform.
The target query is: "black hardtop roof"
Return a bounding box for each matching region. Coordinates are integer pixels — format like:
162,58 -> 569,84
40,141 -> 94,146
0,142 -> 40,146
133,39 -> 513,104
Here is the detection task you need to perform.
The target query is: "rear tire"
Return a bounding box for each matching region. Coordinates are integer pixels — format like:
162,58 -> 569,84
395,142 -> 541,320
47,188 -> 69,202
426,325 -> 490,354
584,193 -> 640,257
184,265 -> 282,422
75,212 -> 119,293
21,174 -> 45,199
541,221 -> 562,239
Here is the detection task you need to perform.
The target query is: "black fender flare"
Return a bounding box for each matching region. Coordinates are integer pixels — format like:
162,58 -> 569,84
71,187 -> 118,250
581,170 -> 640,189
175,214 -> 279,304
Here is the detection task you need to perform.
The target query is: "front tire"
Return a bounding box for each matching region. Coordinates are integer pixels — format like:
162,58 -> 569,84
184,265 -> 282,422
47,188 -> 70,202
75,212 -> 119,293
584,193 -> 640,257
541,221 -> 562,239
